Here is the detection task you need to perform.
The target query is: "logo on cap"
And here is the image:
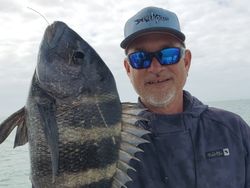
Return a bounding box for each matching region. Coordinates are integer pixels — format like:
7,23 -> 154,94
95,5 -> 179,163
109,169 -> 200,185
134,12 -> 169,25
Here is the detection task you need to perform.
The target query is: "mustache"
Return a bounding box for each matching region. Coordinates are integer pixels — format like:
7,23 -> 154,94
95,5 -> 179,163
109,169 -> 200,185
144,72 -> 172,83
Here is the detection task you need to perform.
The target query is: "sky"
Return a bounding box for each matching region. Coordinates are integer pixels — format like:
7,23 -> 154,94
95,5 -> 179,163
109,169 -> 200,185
0,0 -> 249,117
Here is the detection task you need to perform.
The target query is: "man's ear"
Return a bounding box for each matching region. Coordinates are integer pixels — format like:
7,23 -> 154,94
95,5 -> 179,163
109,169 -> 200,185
184,49 -> 192,72
124,58 -> 131,75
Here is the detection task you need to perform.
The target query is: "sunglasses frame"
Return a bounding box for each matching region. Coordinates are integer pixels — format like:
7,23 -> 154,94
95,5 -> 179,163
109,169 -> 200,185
128,47 -> 185,69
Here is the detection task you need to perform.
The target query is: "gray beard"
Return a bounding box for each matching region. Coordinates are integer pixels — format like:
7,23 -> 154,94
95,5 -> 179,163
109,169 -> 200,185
144,89 -> 176,108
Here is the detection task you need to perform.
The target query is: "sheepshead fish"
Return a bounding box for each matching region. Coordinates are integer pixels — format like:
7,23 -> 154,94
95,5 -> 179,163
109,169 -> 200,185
0,21 -> 149,188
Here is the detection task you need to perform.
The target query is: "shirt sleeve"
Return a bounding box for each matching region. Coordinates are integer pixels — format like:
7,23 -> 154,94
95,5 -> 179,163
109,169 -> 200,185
239,118 -> 250,187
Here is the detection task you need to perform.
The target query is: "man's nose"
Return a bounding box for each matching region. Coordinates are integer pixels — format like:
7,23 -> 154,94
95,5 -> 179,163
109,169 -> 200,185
147,57 -> 165,73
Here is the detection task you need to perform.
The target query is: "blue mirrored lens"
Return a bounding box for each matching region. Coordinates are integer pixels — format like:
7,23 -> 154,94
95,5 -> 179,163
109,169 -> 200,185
129,52 -> 151,69
157,48 -> 180,65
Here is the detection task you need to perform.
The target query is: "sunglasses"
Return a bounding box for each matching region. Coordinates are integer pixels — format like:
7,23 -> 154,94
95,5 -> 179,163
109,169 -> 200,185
128,47 -> 185,69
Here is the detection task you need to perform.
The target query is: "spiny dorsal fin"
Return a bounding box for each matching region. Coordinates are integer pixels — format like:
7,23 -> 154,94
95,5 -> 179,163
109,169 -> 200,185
113,102 -> 151,187
112,178 -> 128,188
117,160 -> 136,173
113,168 -> 132,186
122,122 -> 151,137
121,132 -> 149,146
122,102 -> 147,115
119,149 -> 140,164
122,113 -> 148,125
120,142 -> 144,156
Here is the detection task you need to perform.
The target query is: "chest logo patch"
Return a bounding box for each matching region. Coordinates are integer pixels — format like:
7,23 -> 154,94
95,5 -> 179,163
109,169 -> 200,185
206,148 -> 230,159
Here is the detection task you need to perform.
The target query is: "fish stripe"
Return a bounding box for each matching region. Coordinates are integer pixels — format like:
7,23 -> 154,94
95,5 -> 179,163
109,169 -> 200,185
32,136 -> 120,175
58,137 -> 120,173
59,122 -> 121,143
56,96 -> 121,129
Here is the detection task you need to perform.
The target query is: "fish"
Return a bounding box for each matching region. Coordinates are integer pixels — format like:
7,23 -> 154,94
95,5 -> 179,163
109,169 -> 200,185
0,21 -> 150,188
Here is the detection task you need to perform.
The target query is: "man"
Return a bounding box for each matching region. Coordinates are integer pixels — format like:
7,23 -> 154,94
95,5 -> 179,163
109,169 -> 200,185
120,6 -> 250,188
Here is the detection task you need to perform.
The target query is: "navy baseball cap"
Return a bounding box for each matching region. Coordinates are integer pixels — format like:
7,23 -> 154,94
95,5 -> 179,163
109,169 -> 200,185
120,6 -> 185,49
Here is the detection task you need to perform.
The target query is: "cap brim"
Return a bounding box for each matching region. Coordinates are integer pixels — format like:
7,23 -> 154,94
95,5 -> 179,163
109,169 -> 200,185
120,27 -> 185,49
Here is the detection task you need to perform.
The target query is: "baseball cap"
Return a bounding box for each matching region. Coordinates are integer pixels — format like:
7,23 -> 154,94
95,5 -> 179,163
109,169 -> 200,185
120,6 -> 185,49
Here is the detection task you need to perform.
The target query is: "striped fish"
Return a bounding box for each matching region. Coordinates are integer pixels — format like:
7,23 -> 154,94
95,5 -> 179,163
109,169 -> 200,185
0,21 -> 150,188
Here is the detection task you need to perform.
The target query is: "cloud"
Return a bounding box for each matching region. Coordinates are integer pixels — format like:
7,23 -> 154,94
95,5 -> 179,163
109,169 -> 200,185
171,0 -> 250,101
0,0 -> 249,117
0,0 -> 24,13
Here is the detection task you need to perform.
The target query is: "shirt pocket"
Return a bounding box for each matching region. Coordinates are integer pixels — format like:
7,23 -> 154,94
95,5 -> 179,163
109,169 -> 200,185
154,130 -> 196,188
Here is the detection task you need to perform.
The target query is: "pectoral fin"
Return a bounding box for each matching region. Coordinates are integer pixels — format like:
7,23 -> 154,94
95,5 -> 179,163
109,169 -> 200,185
37,100 -> 59,180
0,107 -> 27,147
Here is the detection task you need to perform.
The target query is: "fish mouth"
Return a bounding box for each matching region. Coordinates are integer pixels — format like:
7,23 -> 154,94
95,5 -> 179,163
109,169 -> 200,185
45,21 -> 67,48
145,78 -> 171,85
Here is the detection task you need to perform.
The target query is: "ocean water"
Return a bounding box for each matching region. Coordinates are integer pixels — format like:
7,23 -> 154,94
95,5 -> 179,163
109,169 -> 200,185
0,99 -> 250,188
207,99 -> 250,124
0,129 -> 30,188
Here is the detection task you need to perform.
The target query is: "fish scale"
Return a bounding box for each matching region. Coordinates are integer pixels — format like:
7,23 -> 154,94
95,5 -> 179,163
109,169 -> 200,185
0,21 -> 150,188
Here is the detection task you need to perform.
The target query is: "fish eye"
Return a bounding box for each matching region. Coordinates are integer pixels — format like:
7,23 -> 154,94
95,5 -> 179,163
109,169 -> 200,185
73,51 -> 85,59
72,51 -> 85,64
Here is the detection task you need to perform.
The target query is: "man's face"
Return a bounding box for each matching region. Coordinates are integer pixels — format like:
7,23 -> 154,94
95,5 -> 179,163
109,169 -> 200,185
124,33 -> 191,109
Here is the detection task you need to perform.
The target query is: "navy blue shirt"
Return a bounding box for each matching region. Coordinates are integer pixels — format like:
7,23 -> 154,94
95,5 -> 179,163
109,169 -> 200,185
126,91 -> 250,188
